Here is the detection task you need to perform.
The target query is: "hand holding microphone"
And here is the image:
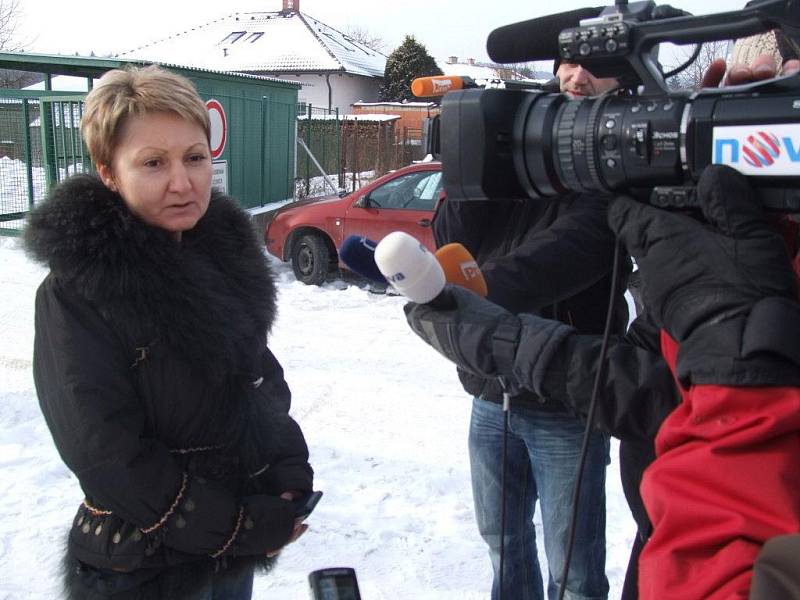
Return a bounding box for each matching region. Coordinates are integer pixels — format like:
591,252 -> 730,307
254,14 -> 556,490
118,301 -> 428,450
371,231 -> 521,382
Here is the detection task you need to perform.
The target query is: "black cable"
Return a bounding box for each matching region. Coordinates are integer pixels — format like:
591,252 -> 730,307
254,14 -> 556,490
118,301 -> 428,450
556,241 -> 623,600
498,378 -> 511,600
663,44 -> 702,80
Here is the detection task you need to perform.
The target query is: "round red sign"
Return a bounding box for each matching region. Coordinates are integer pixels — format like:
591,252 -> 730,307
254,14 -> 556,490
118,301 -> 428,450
206,99 -> 227,159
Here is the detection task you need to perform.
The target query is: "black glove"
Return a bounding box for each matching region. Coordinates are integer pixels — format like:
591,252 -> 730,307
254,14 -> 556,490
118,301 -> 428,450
608,165 -> 800,385
404,285 -> 522,383
405,285 -> 578,398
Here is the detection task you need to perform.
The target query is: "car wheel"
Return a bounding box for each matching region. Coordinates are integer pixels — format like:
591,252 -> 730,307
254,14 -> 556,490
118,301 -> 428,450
291,234 -> 331,285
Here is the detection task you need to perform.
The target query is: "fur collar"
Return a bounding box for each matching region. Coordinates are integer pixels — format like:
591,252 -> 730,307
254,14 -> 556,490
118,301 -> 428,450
24,174 -> 277,378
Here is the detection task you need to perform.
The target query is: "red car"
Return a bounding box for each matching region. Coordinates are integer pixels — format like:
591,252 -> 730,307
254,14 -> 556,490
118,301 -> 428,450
264,162 -> 443,285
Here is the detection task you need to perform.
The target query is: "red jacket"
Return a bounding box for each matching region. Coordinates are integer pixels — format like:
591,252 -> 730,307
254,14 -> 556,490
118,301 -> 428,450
637,332 -> 800,600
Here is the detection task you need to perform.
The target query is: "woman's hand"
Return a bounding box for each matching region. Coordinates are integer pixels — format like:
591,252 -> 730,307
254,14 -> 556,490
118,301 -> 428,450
266,491 -> 309,557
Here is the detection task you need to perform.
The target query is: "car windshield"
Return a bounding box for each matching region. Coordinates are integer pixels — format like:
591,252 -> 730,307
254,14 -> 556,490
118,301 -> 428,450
368,171 -> 442,210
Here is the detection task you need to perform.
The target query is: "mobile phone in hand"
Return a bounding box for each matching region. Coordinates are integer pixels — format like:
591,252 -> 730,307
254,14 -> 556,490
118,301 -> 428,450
292,490 -> 323,518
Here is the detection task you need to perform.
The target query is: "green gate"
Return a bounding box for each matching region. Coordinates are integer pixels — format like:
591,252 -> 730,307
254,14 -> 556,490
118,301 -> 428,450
40,95 -> 91,190
0,91 -> 89,236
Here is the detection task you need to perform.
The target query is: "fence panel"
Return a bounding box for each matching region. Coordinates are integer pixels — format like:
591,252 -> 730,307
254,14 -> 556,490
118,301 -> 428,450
296,105 -> 426,200
1,97 -> 45,236
0,92 -> 88,236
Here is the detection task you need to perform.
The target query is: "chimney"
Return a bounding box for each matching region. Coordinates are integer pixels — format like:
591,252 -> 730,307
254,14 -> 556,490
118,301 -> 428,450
448,56 -> 458,64
281,0 -> 298,13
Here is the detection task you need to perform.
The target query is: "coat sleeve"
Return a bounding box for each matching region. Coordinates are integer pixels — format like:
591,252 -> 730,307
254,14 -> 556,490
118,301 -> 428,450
482,196 -> 619,314
637,332 -> 800,600
33,278 -> 297,558
248,348 -> 314,495
512,313 -> 680,442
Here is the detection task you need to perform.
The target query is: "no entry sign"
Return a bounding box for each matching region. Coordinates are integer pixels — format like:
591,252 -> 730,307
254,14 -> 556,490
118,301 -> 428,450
206,99 -> 227,159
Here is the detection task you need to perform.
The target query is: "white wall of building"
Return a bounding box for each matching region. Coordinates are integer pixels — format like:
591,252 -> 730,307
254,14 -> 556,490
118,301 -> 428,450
271,73 -> 381,114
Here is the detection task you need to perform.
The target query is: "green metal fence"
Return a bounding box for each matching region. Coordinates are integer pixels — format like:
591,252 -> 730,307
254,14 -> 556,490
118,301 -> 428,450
0,90 -> 297,236
40,95 -> 91,190
296,104 -> 341,197
0,90 -> 87,236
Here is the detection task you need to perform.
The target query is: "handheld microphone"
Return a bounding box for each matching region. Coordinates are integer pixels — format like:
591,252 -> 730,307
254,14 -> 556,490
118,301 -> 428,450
486,7 -> 604,64
411,75 -> 478,98
374,231 -> 447,305
374,232 -> 488,308
435,243 -> 488,298
339,235 -> 388,284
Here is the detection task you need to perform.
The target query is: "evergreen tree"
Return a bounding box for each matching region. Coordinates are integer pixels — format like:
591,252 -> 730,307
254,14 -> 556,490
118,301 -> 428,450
379,35 -> 443,102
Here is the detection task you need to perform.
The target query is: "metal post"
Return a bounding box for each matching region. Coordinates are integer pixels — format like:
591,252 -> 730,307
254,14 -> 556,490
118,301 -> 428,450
352,118 -> 358,192
261,95 -> 268,206
22,99 -> 34,209
69,101 -> 79,175
59,102 -> 69,179
336,107 -> 341,189
305,104 -> 311,196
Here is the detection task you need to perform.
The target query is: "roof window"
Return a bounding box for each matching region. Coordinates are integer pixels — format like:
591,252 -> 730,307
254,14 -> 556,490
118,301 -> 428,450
220,31 -> 246,44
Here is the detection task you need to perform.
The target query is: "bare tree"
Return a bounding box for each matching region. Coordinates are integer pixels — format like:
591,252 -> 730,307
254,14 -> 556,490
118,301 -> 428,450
0,0 -> 23,51
665,40 -> 731,90
343,25 -> 387,54
0,0 -> 41,89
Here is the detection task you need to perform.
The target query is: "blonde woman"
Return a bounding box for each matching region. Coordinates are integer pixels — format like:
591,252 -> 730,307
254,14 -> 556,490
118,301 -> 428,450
25,66 -> 313,600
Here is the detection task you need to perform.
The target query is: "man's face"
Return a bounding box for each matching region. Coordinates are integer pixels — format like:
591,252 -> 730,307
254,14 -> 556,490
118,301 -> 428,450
556,63 -> 618,98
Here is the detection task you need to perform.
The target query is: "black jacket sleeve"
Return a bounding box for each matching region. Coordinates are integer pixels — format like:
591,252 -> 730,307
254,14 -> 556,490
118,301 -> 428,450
514,312 -> 680,442
33,278 -> 297,557
434,195 -> 620,315
481,197 -> 618,314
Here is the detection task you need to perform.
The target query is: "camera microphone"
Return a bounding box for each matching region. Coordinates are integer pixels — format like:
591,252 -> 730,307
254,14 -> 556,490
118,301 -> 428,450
412,75 -> 478,98
374,231 -> 487,308
339,235 -> 388,284
486,6 -> 604,63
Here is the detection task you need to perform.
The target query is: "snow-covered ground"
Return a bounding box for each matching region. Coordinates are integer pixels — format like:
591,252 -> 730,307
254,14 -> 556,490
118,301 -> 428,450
0,236 -> 636,599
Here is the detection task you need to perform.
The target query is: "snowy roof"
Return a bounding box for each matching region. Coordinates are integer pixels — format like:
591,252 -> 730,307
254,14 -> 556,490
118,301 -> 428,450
438,60 -> 502,80
436,58 -> 552,85
353,101 -> 437,108
298,114 -> 400,122
118,11 -> 386,78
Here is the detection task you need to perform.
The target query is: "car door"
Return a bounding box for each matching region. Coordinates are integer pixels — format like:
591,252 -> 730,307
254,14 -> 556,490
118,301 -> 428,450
342,169 -> 443,251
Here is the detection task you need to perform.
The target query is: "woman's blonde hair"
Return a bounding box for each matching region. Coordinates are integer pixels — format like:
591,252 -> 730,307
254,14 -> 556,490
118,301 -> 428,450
80,65 -> 210,167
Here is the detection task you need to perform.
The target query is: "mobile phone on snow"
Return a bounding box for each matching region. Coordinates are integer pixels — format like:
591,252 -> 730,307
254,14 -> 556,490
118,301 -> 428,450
293,490 -> 323,519
308,567 -> 361,600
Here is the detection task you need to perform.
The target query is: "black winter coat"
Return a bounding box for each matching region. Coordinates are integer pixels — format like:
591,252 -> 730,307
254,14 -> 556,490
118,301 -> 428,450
433,193 -> 630,409
24,175 -> 313,589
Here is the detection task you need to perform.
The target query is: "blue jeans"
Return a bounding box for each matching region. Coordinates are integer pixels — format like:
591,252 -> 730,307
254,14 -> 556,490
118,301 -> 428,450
469,397 -> 610,600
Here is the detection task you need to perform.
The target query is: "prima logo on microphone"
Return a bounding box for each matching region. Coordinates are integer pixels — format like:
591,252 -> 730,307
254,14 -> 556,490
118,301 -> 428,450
459,260 -> 481,280
713,124 -> 800,176
387,272 -> 406,283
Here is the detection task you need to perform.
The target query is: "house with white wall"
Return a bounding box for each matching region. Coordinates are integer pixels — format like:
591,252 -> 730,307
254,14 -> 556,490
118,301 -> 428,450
118,0 -> 386,114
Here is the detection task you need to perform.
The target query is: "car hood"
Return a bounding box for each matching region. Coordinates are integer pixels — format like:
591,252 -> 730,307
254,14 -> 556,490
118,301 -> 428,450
277,194 -> 343,213
261,194 -> 344,227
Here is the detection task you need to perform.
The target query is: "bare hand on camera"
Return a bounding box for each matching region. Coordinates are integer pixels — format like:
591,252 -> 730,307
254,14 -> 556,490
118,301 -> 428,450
701,54 -> 800,88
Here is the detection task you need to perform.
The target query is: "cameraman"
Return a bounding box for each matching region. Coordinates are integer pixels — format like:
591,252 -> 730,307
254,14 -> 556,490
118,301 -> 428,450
408,57 -> 800,600
431,62 -> 629,600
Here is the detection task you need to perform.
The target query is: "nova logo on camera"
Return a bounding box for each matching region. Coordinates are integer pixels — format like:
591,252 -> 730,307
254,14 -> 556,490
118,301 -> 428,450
713,124 -> 800,176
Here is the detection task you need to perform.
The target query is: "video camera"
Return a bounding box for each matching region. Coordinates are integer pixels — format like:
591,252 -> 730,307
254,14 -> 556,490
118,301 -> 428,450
424,0 -> 800,211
